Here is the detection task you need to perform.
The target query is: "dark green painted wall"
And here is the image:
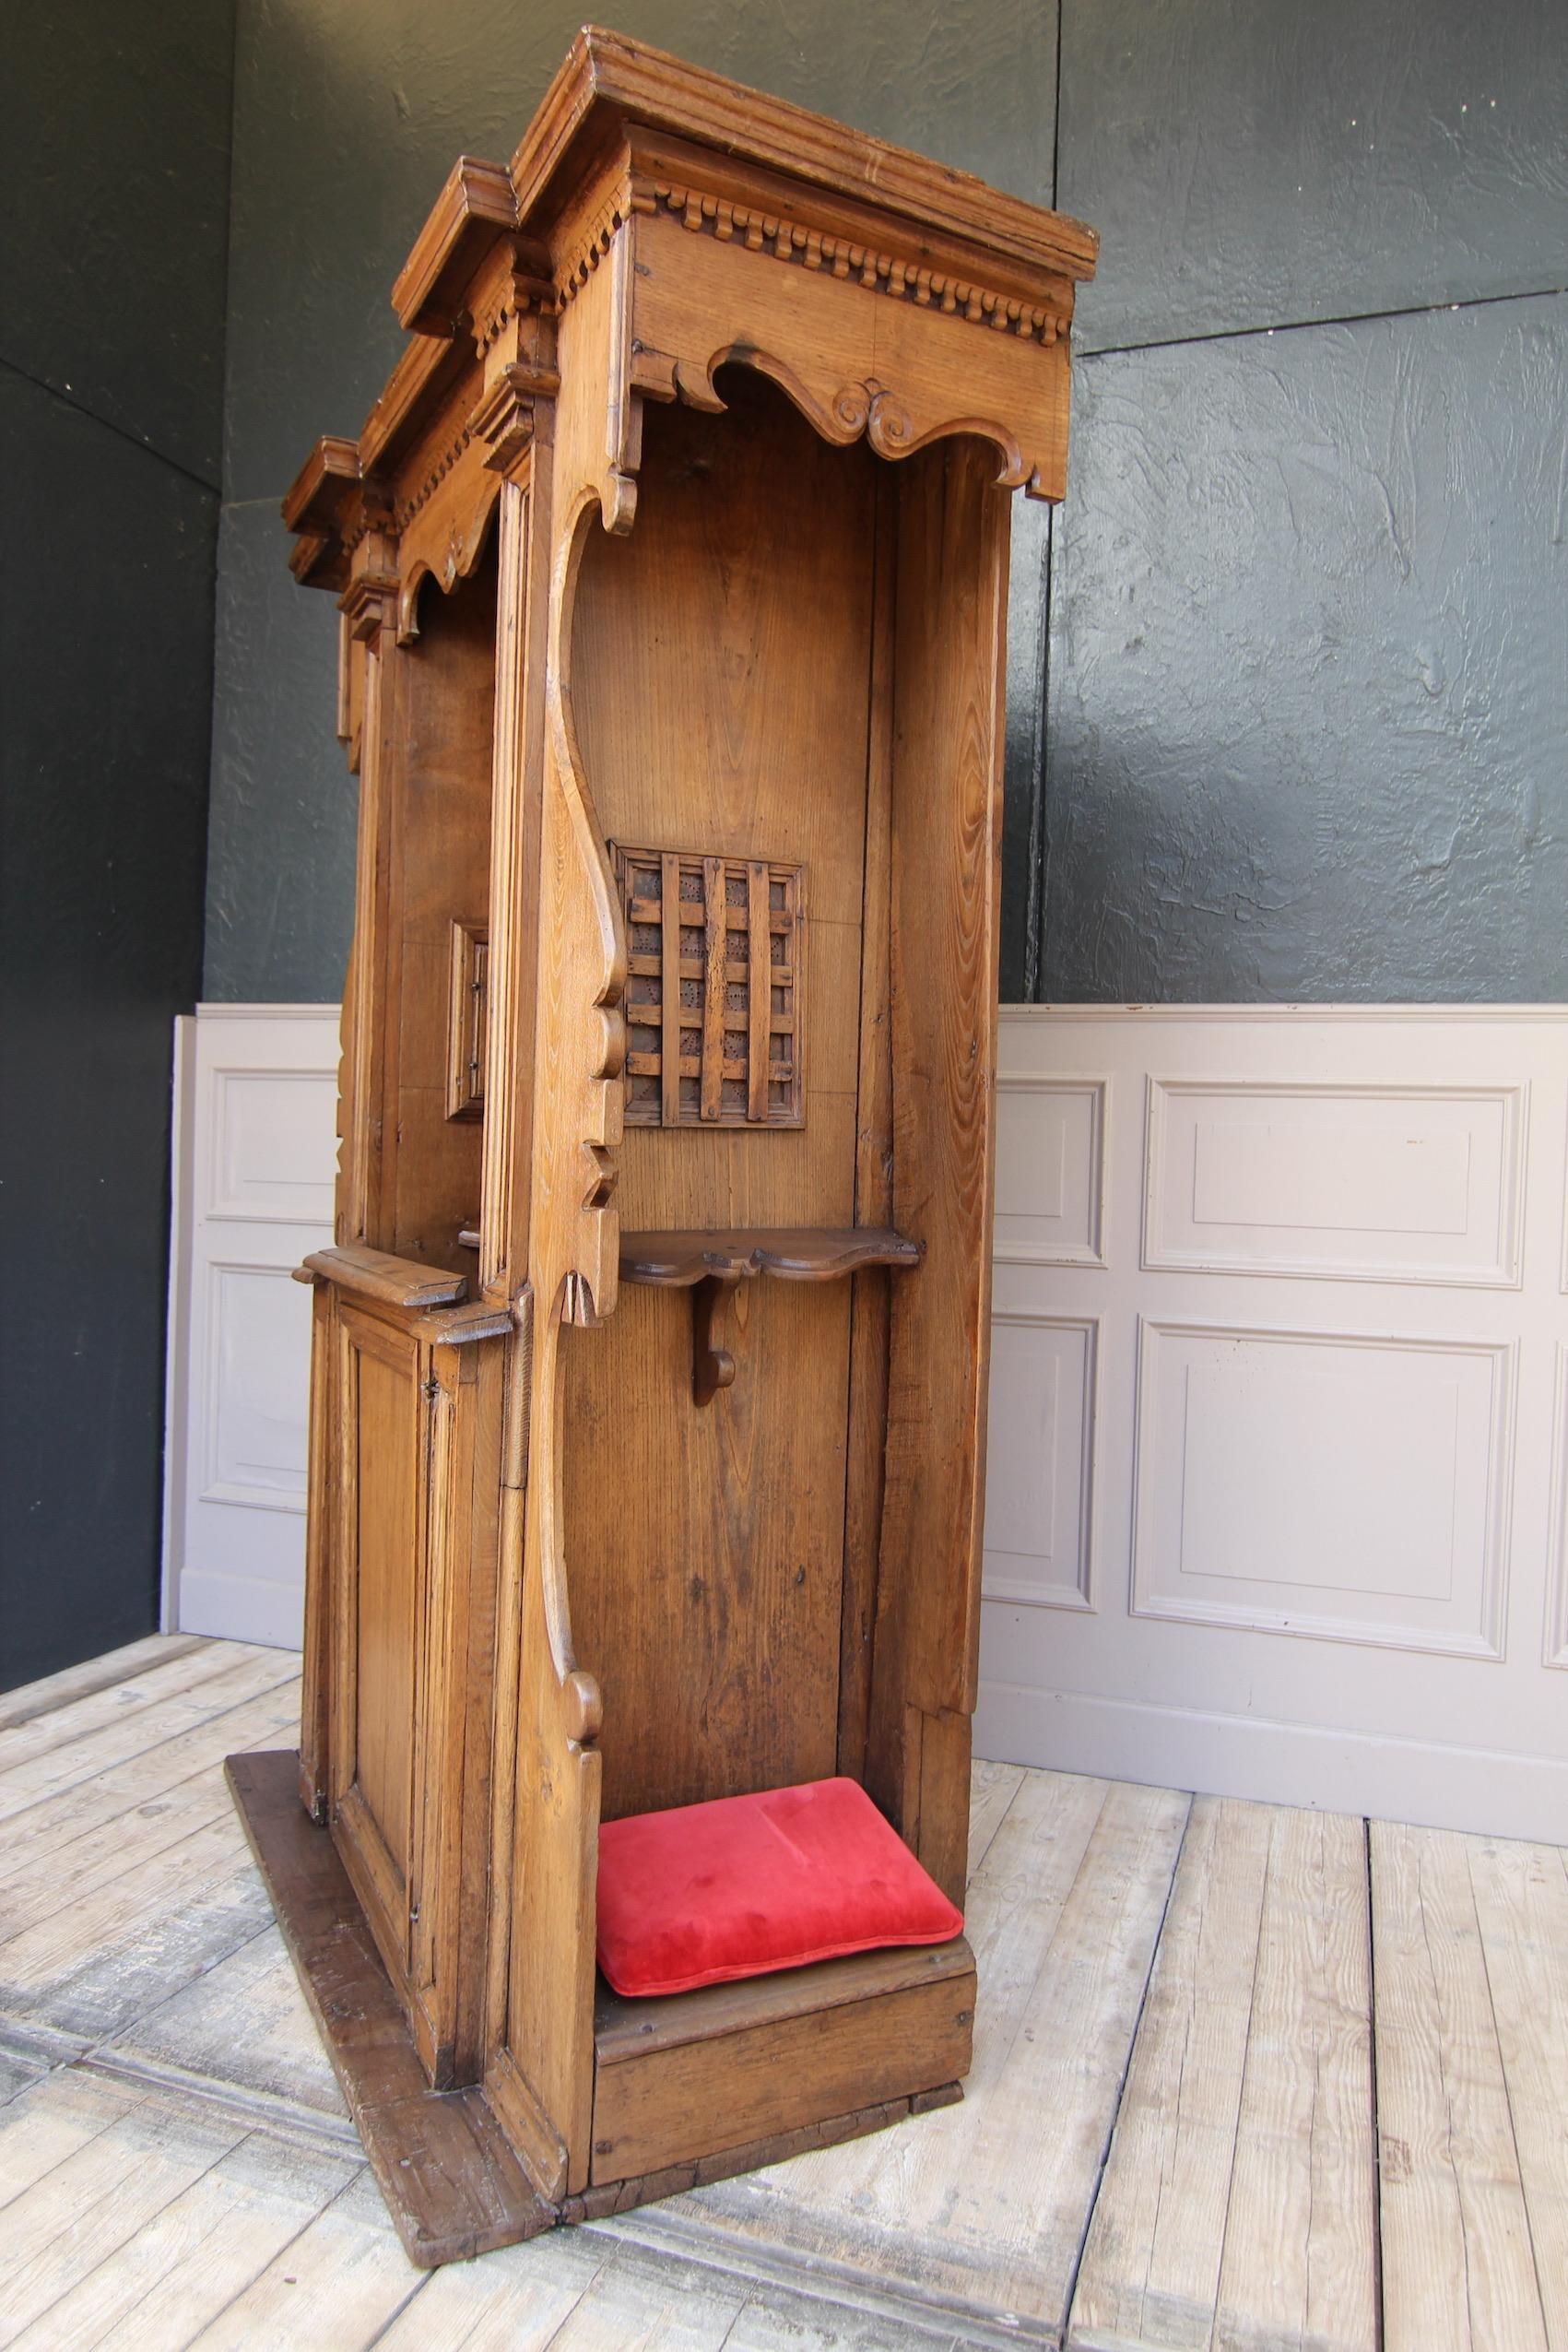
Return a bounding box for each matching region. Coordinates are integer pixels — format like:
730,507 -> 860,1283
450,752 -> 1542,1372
1044,0 -> 1568,1000
202,0 -> 1568,1009
202,0 -> 1063,1003
0,3 -> 235,1686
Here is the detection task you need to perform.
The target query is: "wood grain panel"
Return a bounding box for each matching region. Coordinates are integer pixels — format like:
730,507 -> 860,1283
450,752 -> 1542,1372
590,1962 -> 974,2183
562,375 -> 878,1821
384,554 -> 496,1276
867,435 -> 1008,1898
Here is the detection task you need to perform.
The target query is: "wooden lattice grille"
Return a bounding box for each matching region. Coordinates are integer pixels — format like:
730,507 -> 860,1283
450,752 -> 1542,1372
612,844 -> 805,1128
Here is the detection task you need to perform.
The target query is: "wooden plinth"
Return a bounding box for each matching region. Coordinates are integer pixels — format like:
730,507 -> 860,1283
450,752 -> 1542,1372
226,1749 -> 553,2266
229,1749 -> 965,2269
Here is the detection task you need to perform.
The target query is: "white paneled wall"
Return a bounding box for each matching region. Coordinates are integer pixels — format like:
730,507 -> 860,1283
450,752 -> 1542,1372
164,1004 -> 1568,1835
980,1008 -> 1568,1839
162,1006 -> 338,1648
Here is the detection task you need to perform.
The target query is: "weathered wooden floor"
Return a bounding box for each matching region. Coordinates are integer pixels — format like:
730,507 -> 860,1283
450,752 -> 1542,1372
0,1637 -> 1563,2350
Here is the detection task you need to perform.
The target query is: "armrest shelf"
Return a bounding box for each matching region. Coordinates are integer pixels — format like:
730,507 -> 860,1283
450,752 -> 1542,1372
617,1228 -> 921,1406
619,1226 -> 922,1288
294,1245 -> 467,1311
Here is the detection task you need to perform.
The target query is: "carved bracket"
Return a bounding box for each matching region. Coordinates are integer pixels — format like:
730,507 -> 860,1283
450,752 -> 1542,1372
469,360 -> 560,479
692,1271 -> 742,1406
619,1226 -> 922,1407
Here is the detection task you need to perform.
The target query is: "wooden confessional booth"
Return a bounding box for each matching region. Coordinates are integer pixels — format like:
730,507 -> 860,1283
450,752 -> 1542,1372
230,27 -> 1097,2266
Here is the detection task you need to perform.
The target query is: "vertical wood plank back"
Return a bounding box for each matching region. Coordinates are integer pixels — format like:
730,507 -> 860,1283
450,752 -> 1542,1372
561,380 -> 878,1824
866,437 -> 1008,1899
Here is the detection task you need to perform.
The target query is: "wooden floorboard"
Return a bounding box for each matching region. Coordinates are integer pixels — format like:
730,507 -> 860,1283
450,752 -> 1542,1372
0,1637 -> 207,1737
1463,1832 -> 1568,2349
1214,1808 -> 1378,2352
1067,1795 -> 1274,2352
1371,1820 -> 1547,2352
1,1637 -> 1565,2351
0,1682 -> 302,1893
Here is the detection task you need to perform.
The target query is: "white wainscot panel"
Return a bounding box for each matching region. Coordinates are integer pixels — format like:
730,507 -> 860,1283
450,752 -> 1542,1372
982,1313 -> 1097,1611
198,1261 -> 314,1513
994,1075 -> 1106,1266
1548,1343 -> 1568,1671
1132,1319 -> 1514,1658
208,1065 -> 339,1223
1144,1080 -> 1526,1287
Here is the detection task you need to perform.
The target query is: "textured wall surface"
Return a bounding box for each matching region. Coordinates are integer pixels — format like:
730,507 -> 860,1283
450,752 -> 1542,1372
0,1 -> 233,1686
0,0 -> 235,482
1060,0 -> 1568,354
1044,297 -> 1568,999
203,0 -> 1060,1002
202,0 -> 1568,1005
1047,0 -> 1568,999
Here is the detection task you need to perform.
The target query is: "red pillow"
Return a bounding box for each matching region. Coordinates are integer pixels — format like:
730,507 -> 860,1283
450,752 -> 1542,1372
596,1776 -> 964,1998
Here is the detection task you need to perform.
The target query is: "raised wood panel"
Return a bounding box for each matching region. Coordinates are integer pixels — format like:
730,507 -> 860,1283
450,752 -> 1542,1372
1145,1080 -> 1527,1288
350,1334 -> 419,1870
993,1075 -> 1107,1267
409,1333 -> 507,2085
383,555 -> 497,1277
1131,1318 -> 1515,1660
333,1308 -> 421,1975
982,1313 -> 1097,1613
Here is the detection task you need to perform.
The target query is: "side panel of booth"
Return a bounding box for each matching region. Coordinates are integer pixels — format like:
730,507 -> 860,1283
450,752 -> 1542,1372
866,437 -> 1009,1908
300,1271 -> 505,2089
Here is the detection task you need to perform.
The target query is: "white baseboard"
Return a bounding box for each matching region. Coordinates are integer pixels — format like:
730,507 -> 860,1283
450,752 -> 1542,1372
177,1567 -> 303,1651
975,1678 -> 1568,1844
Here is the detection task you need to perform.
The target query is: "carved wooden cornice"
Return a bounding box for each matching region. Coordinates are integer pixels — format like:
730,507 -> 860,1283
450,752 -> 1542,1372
393,419 -> 476,531
555,185 -> 640,310
286,25 -> 1099,585
471,250 -> 560,357
641,179 -> 1068,346
394,156 -> 525,335
511,25 -> 1098,288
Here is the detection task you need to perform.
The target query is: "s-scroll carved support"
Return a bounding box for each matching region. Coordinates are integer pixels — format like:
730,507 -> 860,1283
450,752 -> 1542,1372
692,1271 -> 742,1407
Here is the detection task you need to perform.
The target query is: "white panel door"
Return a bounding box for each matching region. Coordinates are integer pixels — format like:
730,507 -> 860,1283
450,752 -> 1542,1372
978,1007 -> 1568,1839
162,1006 -> 338,1648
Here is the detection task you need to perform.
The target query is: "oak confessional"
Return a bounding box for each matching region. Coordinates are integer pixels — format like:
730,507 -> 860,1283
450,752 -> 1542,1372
229,27 -> 1097,2265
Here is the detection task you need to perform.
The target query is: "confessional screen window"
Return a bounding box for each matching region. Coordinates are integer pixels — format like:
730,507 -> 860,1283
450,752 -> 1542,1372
613,842 -> 804,1129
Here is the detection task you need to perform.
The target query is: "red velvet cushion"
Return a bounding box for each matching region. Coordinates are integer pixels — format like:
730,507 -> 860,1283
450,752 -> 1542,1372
595,1776 -> 964,1998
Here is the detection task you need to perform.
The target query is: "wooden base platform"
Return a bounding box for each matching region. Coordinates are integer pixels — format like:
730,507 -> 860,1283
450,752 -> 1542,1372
227,1749 -> 964,2268
225,1751 -> 551,2266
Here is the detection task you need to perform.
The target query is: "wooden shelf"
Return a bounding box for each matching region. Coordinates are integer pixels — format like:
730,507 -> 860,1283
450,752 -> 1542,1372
619,1228 -> 922,1405
295,1244 -> 467,1310
619,1226 -> 922,1287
